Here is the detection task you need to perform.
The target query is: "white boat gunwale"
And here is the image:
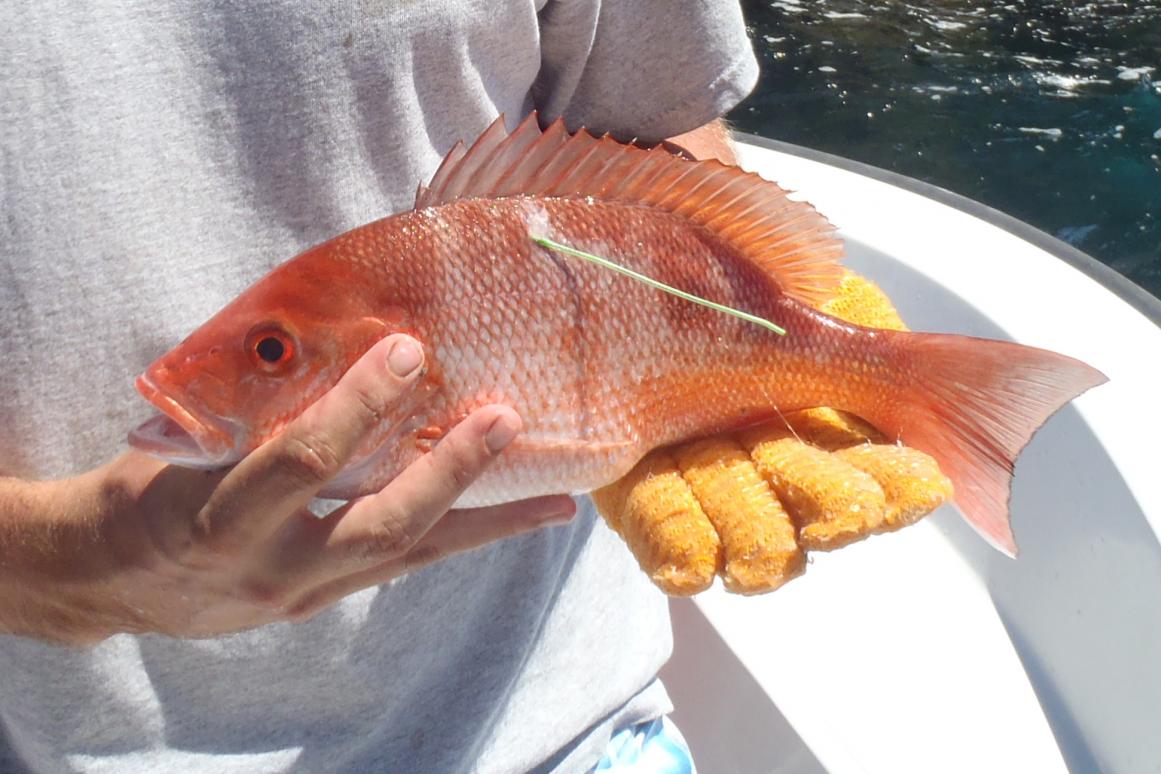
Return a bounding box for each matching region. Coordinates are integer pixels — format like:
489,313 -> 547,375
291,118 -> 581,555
734,131 -> 1161,327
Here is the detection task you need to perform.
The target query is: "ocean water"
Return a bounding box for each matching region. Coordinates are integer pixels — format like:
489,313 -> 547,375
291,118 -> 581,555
731,0 -> 1161,300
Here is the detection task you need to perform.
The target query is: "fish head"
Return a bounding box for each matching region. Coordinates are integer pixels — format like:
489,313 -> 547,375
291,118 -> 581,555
129,264 -> 404,469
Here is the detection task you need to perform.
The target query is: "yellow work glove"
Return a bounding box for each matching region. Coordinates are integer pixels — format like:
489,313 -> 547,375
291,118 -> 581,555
592,272 -> 953,596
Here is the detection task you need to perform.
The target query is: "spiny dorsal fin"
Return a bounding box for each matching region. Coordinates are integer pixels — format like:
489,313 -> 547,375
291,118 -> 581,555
415,112 -> 844,304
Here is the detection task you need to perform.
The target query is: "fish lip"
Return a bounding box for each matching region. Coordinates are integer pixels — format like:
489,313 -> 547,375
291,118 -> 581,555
130,372 -> 243,468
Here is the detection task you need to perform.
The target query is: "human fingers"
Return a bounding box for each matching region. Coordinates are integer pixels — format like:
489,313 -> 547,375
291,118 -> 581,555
284,496 -> 575,620
199,334 -> 425,550
291,404 -> 529,581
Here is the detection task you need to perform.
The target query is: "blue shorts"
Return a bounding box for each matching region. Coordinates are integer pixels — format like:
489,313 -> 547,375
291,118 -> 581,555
593,716 -> 696,774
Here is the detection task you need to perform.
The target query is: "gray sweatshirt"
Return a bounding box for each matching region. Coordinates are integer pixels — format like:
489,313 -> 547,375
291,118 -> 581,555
0,1 -> 758,771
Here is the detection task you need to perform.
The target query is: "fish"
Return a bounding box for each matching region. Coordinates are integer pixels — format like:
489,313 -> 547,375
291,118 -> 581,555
128,112 -> 1106,555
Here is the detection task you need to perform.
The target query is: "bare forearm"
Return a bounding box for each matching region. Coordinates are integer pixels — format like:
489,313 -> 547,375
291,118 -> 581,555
0,475 -> 102,642
0,464 -> 135,580
0,476 -> 58,577
665,119 -> 737,164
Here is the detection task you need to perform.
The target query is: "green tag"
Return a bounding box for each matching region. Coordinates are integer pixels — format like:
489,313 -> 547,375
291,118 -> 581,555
531,235 -> 787,336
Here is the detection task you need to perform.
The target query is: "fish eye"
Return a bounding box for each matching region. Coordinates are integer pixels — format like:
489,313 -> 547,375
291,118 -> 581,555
255,336 -> 285,363
245,326 -> 296,372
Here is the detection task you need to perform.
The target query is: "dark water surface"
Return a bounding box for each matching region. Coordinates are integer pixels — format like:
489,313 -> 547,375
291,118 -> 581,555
732,0 -> 1161,299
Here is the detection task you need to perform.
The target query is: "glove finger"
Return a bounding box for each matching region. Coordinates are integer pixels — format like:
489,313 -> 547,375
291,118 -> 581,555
834,444 -> 953,530
673,437 -> 803,595
782,407 -> 884,449
737,424 -> 886,551
818,273 -> 909,331
593,449 -> 721,596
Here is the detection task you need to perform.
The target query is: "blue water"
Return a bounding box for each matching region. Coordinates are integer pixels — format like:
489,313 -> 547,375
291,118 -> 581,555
731,0 -> 1161,299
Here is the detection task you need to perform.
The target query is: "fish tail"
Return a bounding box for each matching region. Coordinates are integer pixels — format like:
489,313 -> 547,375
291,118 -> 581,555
869,333 -> 1106,555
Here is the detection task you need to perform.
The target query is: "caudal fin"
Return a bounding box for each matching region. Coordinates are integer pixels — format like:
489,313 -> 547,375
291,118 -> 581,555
881,334 -> 1106,555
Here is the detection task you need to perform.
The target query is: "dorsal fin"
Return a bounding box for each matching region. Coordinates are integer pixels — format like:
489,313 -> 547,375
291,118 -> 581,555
415,112 -> 844,304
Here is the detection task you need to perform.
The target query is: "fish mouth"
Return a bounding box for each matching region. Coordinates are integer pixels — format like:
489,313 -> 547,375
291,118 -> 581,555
129,373 -> 244,469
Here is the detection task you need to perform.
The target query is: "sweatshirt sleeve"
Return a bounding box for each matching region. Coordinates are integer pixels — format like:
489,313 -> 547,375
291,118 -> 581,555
532,0 -> 759,143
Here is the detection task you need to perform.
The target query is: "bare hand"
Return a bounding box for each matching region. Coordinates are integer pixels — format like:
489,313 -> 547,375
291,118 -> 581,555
0,335 -> 575,645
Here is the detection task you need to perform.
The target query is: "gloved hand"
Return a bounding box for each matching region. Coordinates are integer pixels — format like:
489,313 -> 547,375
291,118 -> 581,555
592,272 -> 953,596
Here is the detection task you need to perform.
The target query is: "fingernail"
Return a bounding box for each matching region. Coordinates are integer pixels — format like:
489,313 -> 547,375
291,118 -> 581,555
543,504 -> 576,526
387,338 -> 422,377
484,412 -> 520,454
